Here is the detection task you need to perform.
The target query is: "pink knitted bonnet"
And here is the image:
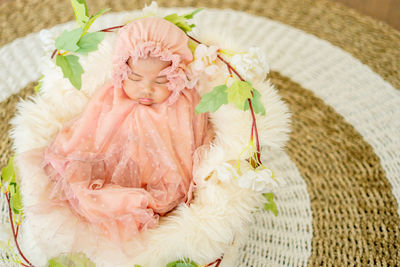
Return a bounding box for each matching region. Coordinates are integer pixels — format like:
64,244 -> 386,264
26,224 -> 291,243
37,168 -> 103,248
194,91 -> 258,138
112,16 -> 194,105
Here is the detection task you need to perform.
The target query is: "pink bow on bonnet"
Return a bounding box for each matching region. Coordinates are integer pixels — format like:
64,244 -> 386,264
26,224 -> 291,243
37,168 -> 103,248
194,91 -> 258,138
112,17 -> 194,105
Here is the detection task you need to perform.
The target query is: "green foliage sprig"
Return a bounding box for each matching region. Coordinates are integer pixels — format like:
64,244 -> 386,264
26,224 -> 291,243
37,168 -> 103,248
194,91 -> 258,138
1,157 -> 33,267
195,80 -> 265,115
1,157 -> 23,216
54,0 -> 110,90
48,252 -> 95,267
166,258 -> 199,267
34,75 -> 44,93
263,192 -> 278,216
163,8 -> 204,33
188,35 -> 265,168
186,36 -> 278,216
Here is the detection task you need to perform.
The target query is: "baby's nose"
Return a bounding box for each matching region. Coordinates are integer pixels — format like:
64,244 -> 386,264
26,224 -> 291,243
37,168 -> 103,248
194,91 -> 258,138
142,81 -> 154,94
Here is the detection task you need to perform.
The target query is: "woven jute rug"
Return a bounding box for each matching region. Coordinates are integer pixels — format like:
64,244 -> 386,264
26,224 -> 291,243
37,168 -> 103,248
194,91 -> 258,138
1,0 -> 399,266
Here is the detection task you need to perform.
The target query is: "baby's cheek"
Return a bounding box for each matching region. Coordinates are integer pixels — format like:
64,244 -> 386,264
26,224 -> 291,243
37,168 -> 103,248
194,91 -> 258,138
157,86 -> 172,101
122,80 -> 138,99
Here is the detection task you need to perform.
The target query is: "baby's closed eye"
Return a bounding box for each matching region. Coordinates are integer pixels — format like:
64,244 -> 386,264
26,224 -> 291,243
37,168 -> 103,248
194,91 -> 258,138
127,76 -> 168,84
155,78 -> 168,84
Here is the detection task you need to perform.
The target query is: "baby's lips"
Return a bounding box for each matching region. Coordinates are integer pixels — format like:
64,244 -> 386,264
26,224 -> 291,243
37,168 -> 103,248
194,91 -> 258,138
138,98 -> 154,104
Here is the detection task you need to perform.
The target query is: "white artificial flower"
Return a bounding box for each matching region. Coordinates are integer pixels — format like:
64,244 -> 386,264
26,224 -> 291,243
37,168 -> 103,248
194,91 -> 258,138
236,167 -> 280,193
230,47 -> 270,83
192,44 -> 219,74
186,44 -> 220,88
142,1 -> 159,17
213,162 -> 239,182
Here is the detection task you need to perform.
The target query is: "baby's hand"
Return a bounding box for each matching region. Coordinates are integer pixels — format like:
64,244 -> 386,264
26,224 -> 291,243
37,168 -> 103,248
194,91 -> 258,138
89,178 -> 105,190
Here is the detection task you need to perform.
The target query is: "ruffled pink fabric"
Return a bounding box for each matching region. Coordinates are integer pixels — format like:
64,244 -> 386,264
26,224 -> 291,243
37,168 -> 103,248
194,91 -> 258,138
36,17 -> 214,244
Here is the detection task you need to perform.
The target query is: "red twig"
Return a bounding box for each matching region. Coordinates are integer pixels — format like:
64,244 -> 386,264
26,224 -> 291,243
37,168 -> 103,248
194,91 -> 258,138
51,49 -> 57,59
247,98 -> 261,164
99,25 -> 124,32
218,59 -> 262,164
217,54 -> 262,164
206,254 -> 224,266
5,193 -> 34,267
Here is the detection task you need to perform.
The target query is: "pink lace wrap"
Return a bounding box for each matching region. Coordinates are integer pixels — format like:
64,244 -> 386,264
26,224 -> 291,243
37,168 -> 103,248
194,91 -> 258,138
32,17 -> 214,244
112,17 -> 194,105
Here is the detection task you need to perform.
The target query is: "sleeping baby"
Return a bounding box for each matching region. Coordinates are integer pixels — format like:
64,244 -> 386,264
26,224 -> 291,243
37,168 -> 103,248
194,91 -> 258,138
41,17 -> 215,243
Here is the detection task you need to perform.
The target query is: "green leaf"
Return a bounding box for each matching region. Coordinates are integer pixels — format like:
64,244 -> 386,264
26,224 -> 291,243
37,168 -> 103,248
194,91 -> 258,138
71,0 -> 89,28
134,265 -> 142,267
166,262 -> 176,267
76,31 -> 105,55
82,8 -> 111,36
163,13 -> 193,33
48,252 -> 95,267
264,202 -> 278,216
226,80 -> 253,110
48,260 -> 65,267
1,156 -> 15,183
166,259 -> 198,267
195,85 -> 228,114
183,8 -> 204,19
34,75 -> 44,93
244,88 -> 266,115
176,263 -> 197,267
163,8 -> 203,33
262,192 -> 274,202
10,184 -> 22,215
56,55 -> 84,90
263,192 -> 278,216
55,28 -> 83,52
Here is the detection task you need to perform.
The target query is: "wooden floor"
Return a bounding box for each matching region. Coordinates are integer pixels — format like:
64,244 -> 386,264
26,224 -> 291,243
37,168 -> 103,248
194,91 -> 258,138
329,0 -> 400,30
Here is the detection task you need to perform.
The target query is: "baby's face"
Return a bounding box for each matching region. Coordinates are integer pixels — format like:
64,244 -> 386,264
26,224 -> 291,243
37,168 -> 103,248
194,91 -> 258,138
123,57 -> 172,105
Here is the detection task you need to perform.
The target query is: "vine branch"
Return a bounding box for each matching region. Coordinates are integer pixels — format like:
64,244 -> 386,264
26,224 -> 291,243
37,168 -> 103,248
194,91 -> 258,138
5,192 -> 34,267
187,35 -> 262,166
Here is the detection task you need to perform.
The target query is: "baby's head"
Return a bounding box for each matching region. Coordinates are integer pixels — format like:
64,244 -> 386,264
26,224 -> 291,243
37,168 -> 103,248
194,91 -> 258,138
112,17 -> 193,106
123,56 -> 172,105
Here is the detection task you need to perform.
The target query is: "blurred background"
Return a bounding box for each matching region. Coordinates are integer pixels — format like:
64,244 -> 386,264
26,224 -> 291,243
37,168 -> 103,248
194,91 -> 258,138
0,0 -> 399,29
329,0 -> 399,29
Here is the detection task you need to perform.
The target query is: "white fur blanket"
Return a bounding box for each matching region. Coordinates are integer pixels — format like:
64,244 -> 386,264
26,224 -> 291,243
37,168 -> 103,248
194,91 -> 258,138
9,18 -> 290,267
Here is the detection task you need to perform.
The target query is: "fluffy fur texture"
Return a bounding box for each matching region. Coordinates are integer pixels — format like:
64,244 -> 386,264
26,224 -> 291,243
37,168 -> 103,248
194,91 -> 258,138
9,20 -> 290,267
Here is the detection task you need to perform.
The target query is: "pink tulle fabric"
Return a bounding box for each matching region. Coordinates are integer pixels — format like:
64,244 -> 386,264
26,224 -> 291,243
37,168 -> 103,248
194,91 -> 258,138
39,17 -> 214,243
